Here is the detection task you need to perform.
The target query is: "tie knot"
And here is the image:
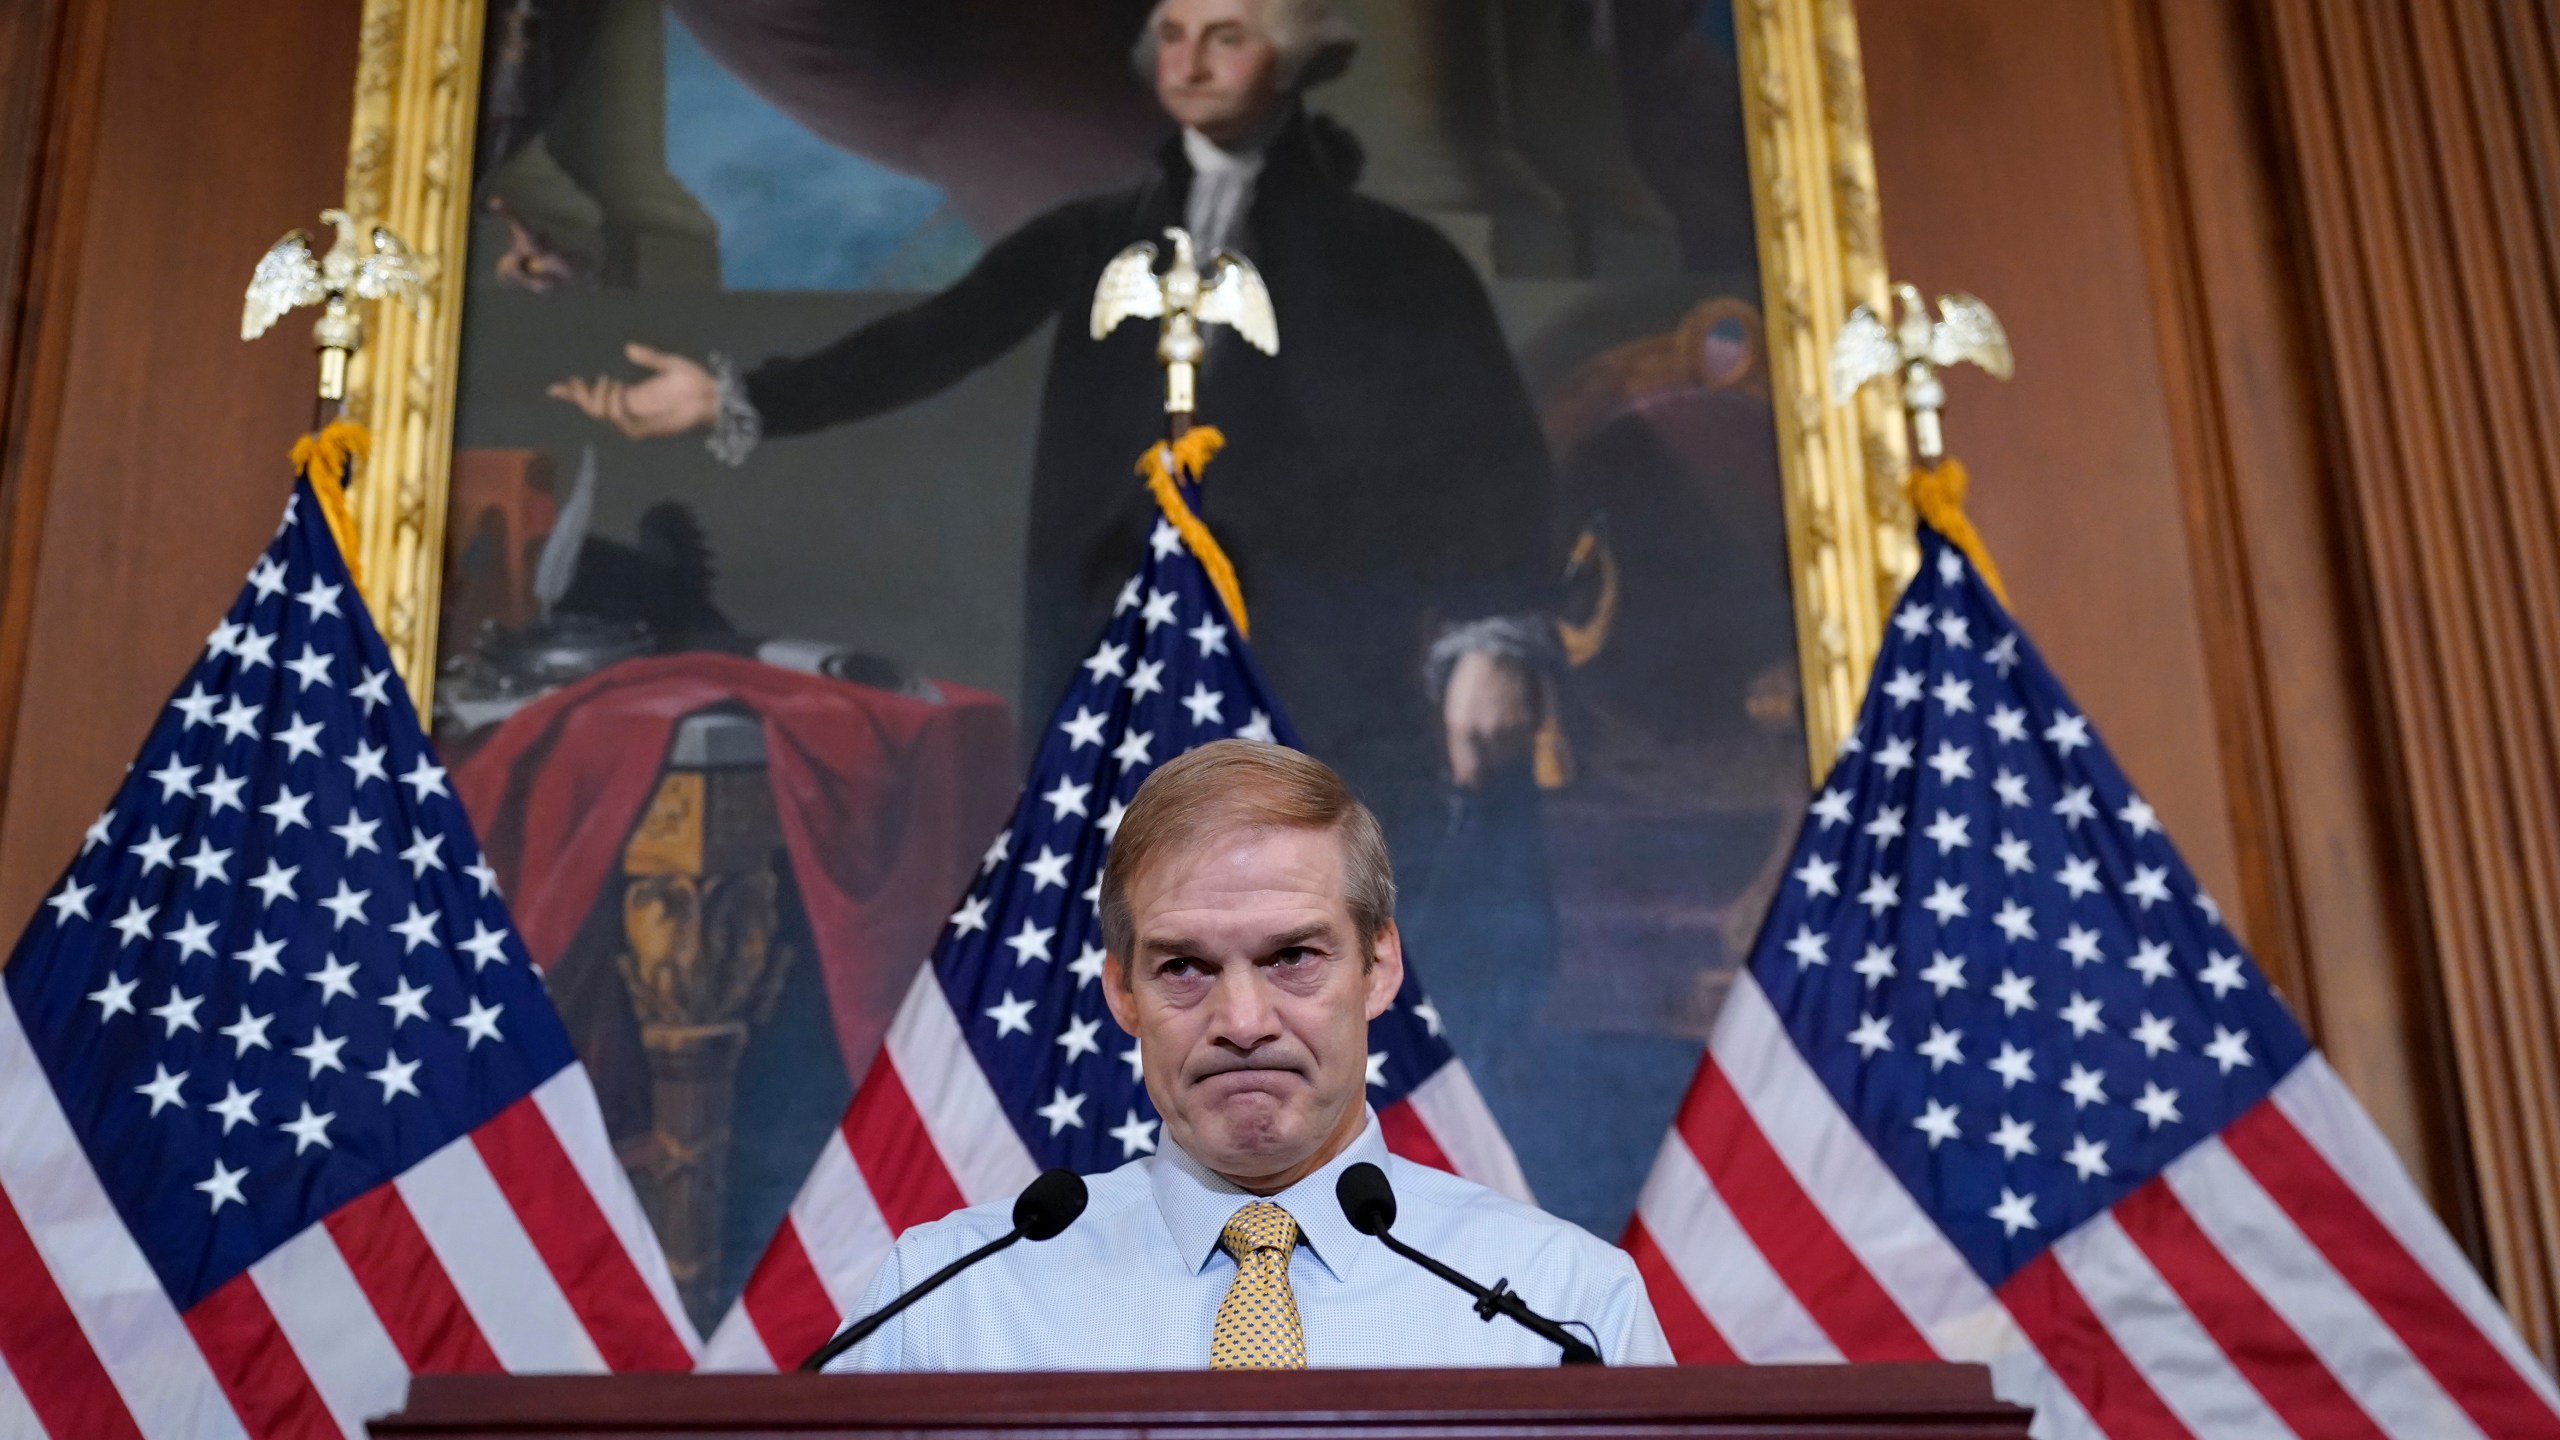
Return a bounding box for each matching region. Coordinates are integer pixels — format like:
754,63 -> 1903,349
1220,1202 -> 1299,1259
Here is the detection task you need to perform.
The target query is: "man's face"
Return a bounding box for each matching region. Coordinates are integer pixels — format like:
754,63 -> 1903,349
1152,0 -> 1286,145
1103,823 -> 1402,1192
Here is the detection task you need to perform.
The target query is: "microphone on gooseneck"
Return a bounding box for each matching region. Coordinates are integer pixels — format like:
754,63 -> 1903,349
799,1167 -> 1089,1373
1012,1166 -> 1089,1240
1336,1162 -> 1604,1365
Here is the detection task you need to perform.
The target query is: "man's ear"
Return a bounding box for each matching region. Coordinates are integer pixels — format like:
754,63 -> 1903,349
1102,952 -> 1140,1036
1362,921 -> 1405,1021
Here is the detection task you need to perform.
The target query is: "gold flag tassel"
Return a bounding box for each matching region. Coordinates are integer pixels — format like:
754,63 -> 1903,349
1135,426 -> 1249,636
288,418 -> 371,591
1906,457 -> 2010,607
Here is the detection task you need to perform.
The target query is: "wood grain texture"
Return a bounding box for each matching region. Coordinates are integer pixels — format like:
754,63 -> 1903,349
0,0 -> 97,859
1853,0 -> 2247,928
0,0 -> 360,946
2105,0 -> 2474,1243
1854,0 -> 2476,1234
2260,0 -> 2560,1360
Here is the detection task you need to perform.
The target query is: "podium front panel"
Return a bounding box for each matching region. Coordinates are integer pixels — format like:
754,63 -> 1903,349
375,1366 -> 2033,1438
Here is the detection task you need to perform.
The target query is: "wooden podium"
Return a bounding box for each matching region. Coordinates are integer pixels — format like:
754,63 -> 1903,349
371,1366 -> 2033,1437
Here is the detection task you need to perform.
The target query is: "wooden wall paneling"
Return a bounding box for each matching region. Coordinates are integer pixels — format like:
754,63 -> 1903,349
0,0 -> 79,464
2260,0 -> 2560,1360
0,0 -> 362,946
0,0 -> 105,844
1851,0 -> 2247,937
1854,0 -> 2474,1228
2107,0 -> 2475,1231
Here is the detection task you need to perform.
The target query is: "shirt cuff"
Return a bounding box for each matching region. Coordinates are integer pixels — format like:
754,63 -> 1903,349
1424,614 -> 1562,701
706,351 -> 763,468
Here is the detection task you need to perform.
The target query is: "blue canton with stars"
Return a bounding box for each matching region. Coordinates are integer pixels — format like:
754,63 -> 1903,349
5,478 -> 573,1309
934,456 -> 1457,1173
1750,526 -> 2310,1288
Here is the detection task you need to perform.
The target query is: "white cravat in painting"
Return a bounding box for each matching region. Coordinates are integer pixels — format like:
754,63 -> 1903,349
1182,127 -> 1266,256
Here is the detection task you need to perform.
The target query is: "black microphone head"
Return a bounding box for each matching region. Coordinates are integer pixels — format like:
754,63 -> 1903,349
1337,1161 -> 1397,1236
1014,1168 -> 1088,1241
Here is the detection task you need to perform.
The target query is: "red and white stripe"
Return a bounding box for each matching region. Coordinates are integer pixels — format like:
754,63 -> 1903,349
703,964 -> 1529,1371
0,998 -> 699,1438
1626,973 -> 2560,1438
701,969 -> 1034,1371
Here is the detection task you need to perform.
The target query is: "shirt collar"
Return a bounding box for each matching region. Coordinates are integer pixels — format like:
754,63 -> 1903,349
1148,1108 -> 1386,1281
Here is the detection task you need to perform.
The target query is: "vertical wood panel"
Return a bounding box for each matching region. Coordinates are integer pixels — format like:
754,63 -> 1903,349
2263,0 -> 2560,1360
2106,0 -> 2474,1244
1856,0 -> 2475,1239
1852,0 -> 2245,935
0,0 -> 360,944
0,0 -> 99,836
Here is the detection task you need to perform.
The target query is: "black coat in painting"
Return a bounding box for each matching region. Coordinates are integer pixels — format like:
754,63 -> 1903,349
742,109 -> 1559,819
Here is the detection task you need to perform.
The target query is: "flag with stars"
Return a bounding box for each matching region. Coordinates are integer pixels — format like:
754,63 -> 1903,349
0,474 -> 698,1439
700,438 -> 1527,1371
1624,516 -> 2560,1438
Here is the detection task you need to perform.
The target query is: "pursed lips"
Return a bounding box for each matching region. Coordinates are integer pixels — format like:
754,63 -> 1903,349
1188,1059 -> 1306,1087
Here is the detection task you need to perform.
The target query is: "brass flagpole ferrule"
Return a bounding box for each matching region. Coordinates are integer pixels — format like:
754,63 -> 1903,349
1089,226 -> 1279,443
242,208 -> 432,409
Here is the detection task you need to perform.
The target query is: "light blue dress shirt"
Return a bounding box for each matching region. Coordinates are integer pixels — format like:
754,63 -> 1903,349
823,1110 -> 1674,1370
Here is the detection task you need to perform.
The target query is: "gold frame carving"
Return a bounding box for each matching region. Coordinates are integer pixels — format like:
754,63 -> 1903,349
338,0 -> 1912,772
340,0 -> 486,701
1732,0 -> 1914,772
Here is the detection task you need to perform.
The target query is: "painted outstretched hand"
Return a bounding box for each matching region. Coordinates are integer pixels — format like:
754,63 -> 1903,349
548,342 -> 719,440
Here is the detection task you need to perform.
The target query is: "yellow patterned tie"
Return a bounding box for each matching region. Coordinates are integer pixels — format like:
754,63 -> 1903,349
1208,1202 -> 1306,1369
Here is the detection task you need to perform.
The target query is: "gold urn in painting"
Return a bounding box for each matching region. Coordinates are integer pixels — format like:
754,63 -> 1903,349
614,709 -> 795,1324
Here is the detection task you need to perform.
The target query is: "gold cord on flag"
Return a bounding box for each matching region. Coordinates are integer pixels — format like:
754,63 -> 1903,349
288,419 -> 370,591
1135,426 -> 1249,636
1906,457 -> 2010,606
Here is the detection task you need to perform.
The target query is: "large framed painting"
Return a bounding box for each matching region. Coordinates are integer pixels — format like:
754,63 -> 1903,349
336,0 -> 1913,1336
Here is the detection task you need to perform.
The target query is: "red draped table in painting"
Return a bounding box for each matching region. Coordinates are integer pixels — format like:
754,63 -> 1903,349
452,653 -> 1015,1317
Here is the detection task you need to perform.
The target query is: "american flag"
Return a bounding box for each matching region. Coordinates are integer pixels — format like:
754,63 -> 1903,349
702,439 -> 1527,1370
0,477 -> 697,1438
1626,522 -> 2560,1436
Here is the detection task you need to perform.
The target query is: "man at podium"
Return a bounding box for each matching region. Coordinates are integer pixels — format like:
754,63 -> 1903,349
823,742 -> 1670,1370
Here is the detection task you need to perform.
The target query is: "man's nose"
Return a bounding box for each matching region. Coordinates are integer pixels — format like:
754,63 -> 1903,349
1205,969 -> 1281,1049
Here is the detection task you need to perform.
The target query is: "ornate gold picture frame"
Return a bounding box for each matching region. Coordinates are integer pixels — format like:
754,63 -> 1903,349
328,0 -> 1924,1328
335,0 -> 1911,778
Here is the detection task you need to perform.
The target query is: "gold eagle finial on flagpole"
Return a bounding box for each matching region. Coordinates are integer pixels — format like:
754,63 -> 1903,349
242,208 -> 432,406
1090,226 -> 1278,437
1830,283 -> 2012,467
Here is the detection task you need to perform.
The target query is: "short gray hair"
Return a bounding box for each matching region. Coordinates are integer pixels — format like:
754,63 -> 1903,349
1132,0 -> 1359,93
1100,740 -> 1396,970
